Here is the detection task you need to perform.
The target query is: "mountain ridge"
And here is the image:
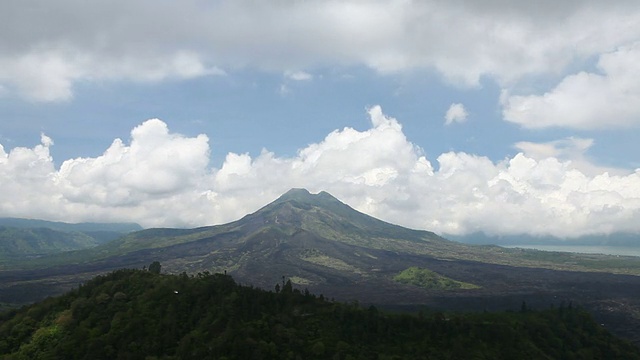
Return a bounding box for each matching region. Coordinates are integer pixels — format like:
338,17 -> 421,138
0,226 -> 99,260
0,218 -> 142,262
0,217 -> 142,233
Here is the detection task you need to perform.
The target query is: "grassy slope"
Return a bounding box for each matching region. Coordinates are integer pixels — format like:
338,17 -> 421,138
394,266 -> 480,290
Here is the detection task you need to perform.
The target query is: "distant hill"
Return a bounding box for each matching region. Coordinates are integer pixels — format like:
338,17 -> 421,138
0,227 -> 99,259
1,269 -> 638,359
0,217 -> 142,233
0,218 -> 142,262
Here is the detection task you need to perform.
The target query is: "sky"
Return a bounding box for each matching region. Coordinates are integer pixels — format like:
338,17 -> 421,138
1,0 -> 640,239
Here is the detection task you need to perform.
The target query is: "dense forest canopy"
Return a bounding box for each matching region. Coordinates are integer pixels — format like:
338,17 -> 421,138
1,267 -> 639,359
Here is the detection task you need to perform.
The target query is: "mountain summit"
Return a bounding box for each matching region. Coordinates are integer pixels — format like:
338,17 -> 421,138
275,187 -> 324,201
269,188 -> 356,216
244,188 -> 438,243
273,188 -> 344,206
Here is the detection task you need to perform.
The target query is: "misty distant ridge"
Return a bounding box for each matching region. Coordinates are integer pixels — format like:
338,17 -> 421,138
0,217 -> 142,233
448,232 -> 640,247
0,218 -> 143,261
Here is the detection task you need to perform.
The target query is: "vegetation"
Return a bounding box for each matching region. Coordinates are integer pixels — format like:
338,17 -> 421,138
1,267 -> 638,359
0,227 -> 99,262
0,219 -> 141,266
394,267 -> 480,290
0,218 -> 141,234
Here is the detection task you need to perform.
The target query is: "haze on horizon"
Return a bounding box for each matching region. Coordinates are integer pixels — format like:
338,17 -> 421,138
1,1 -> 640,239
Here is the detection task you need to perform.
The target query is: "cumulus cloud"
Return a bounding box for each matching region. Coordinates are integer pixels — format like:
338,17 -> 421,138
2,1 -> 640,102
444,103 -> 468,125
512,137 -> 624,176
502,43 -> 640,129
1,106 -> 640,237
57,119 -> 210,201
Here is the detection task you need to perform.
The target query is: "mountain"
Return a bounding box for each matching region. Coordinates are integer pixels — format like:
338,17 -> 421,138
0,227 -> 99,260
0,218 -> 142,263
2,189 -> 640,344
95,188 -> 447,253
3,269 -> 639,359
51,188 -> 511,294
0,218 -> 142,233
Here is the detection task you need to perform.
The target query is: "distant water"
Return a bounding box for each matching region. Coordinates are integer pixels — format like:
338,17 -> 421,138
503,245 -> 640,257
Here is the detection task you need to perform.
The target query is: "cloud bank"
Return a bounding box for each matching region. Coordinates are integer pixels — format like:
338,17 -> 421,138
1,107 -> 639,238
503,42 -> 640,129
2,0 -> 640,111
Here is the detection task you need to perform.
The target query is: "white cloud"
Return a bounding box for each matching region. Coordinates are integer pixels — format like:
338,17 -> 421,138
2,1 -> 640,101
0,49 -> 81,101
512,137 -> 626,177
0,46 -> 223,102
1,107 -> 640,237
502,43 -> 640,129
444,103 -> 468,125
285,71 -> 313,81
56,119 -> 210,205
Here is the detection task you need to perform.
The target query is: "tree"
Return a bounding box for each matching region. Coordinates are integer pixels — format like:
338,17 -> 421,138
149,261 -> 162,274
282,279 -> 293,294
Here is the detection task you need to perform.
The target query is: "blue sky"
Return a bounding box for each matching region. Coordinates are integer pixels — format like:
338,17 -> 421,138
1,1 -> 640,238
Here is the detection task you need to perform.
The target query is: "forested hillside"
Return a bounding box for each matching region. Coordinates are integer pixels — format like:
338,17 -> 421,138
0,218 -> 141,263
0,227 -> 100,261
0,218 -> 141,233
1,267 -> 638,359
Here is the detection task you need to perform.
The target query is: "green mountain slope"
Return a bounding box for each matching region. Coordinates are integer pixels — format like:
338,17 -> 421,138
0,218 -> 142,233
0,227 -> 99,260
0,219 -> 142,263
2,269 -> 638,359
